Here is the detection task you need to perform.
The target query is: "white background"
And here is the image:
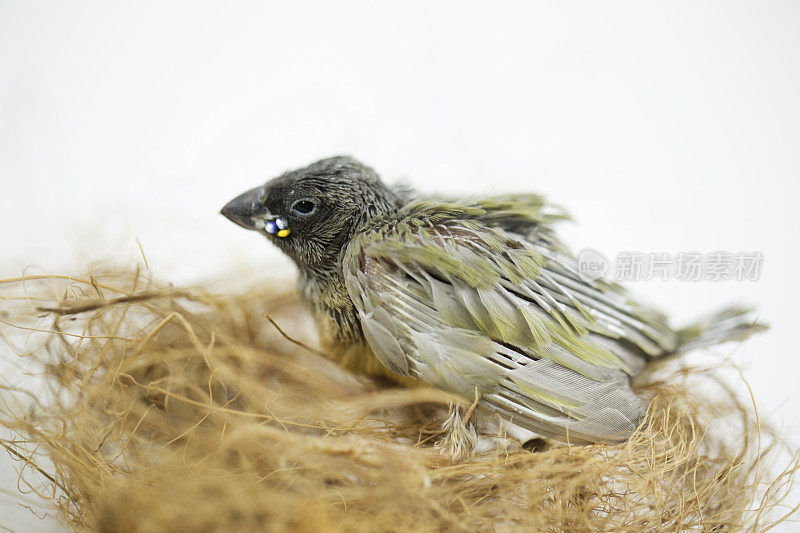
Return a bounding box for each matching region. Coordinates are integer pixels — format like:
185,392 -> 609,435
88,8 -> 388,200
1,2 -> 798,531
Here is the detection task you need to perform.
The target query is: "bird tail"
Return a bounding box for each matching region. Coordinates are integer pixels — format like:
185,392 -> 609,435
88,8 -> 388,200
676,305 -> 767,353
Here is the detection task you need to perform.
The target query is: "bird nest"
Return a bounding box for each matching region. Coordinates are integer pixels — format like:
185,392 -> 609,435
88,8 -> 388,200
0,268 -> 798,532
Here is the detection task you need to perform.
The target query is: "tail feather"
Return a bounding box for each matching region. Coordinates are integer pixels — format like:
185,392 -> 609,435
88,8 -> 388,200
677,305 -> 767,353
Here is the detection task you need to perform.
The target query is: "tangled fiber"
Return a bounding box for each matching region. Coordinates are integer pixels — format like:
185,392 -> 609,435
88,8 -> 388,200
1,268 -> 798,532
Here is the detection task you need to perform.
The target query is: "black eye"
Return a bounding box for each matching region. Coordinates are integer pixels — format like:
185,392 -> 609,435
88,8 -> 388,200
291,198 -> 317,215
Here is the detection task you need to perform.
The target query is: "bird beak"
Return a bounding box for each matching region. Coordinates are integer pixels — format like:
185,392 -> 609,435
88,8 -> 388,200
220,186 -> 267,230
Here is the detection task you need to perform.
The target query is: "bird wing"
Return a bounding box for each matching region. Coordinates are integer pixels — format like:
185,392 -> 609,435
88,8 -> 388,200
343,200 -> 676,444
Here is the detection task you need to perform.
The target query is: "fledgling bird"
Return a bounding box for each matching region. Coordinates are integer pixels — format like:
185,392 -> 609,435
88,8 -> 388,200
221,156 -> 765,456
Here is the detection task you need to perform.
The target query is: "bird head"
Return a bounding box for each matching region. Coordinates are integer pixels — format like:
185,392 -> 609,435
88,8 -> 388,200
221,156 -> 400,271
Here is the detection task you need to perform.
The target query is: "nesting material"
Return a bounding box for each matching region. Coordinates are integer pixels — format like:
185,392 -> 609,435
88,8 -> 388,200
0,269 -> 798,532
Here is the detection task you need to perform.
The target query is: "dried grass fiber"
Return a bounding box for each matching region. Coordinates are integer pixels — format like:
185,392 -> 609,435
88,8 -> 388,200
1,268 -> 798,532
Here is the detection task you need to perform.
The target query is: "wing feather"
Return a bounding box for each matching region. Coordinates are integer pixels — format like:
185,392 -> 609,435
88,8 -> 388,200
344,202 -> 672,443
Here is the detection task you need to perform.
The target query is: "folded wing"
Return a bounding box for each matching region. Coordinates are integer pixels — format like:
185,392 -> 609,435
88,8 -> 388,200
344,201 -> 676,443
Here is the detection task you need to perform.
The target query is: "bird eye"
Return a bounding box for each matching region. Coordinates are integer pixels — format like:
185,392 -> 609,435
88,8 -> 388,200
291,198 -> 317,215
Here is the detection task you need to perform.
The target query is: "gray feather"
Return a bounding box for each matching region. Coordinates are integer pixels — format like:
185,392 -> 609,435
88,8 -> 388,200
342,212 -> 667,444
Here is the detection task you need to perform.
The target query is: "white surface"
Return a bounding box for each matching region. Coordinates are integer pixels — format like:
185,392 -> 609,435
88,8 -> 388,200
1,1 -> 798,530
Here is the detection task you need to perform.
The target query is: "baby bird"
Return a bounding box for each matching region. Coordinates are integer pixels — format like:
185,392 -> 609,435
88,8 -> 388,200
221,156 -> 764,456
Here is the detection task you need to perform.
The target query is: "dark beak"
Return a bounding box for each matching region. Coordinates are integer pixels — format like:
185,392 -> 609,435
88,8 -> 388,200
220,186 -> 267,230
